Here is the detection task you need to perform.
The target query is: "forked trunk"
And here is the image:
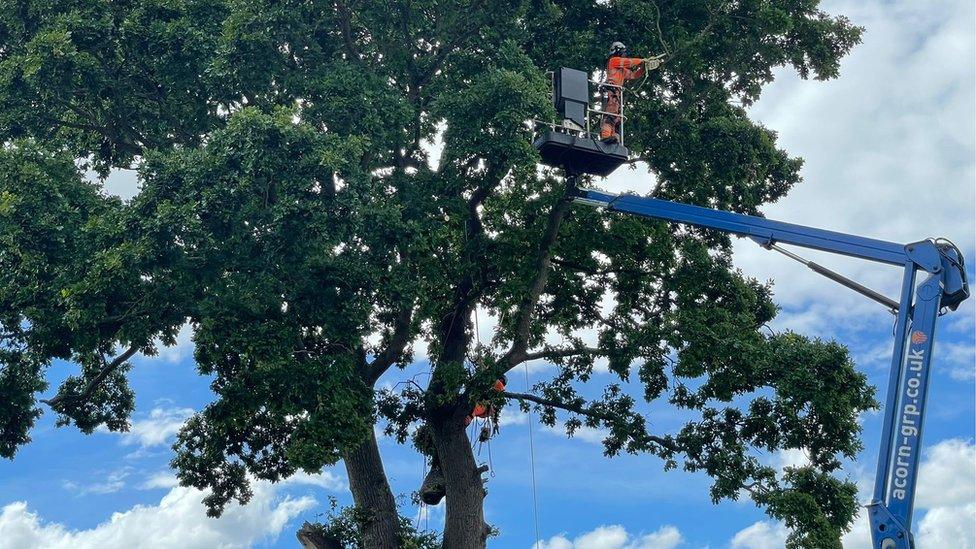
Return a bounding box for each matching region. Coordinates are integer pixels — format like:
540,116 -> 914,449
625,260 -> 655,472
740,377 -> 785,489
432,411 -> 489,549
343,429 -> 402,548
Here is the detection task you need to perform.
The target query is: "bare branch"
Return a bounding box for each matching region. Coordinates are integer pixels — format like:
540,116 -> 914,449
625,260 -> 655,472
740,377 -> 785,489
40,345 -> 140,409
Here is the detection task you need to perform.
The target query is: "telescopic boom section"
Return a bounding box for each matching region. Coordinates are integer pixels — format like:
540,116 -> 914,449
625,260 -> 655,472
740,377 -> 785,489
575,188 -> 908,265
573,187 -> 970,549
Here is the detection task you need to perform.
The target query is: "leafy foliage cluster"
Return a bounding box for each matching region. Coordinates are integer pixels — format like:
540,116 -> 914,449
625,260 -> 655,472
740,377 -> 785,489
1,0 -> 873,545
303,498 -> 441,549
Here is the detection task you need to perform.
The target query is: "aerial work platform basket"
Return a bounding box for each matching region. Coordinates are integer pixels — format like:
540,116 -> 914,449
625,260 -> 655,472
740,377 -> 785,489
532,67 -> 629,177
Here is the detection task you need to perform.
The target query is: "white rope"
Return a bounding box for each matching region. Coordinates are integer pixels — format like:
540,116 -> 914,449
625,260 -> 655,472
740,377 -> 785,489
417,454 -> 427,530
525,362 -> 541,547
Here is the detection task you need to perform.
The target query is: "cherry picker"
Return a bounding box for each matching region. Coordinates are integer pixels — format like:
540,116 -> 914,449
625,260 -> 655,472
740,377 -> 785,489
533,66 -> 971,549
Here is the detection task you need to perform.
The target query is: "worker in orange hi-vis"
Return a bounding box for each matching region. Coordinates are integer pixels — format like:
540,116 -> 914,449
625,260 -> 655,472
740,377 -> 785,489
465,374 -> 506,426
420,375 -> 508,505
600,41 -> 663,143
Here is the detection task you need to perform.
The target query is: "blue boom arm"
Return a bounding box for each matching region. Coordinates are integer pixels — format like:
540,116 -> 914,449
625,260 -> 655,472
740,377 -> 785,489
574,188 -> 970,549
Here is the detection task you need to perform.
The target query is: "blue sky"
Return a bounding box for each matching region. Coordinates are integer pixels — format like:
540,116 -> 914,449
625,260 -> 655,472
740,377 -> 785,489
1,0 -> 974,547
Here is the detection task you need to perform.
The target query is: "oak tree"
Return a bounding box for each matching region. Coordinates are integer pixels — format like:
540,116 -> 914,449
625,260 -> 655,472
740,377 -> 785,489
0,0 -> 874,547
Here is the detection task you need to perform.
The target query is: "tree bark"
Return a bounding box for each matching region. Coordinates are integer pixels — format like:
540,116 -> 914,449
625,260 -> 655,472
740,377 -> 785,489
431,410 -> 489,549
297,522 -> 343,549
343,428 -> 402,548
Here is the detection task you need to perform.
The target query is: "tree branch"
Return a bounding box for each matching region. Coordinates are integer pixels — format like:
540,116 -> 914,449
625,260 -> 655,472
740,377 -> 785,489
520,346 -> 602,363
648,0 -> 672,56
431,163 -> 507,363
502,391 -> 778,502
496,181 -> 575,373
464,166 -> 504,240
297,522 -> 343,549
399,1 -> 420,82
40,115 -> 104,134
40,345 -> 140,409
549,257 -> 655,278
336,0 -> 365,67
661,0 -> 728,64
365,305 -> 415,384
501,390 -> 677,451
415,0 -> 486,89
40,113 -> 144,158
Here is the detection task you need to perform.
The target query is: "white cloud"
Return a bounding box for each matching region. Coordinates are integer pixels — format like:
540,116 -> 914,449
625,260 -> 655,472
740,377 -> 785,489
938,342 -> 976,381
536,536 -> 574,549
570,426 -> 610,445
534,525 -> 683,549
840,511 -> 872,549
747,448 -> 814,500
0,479 -> 315,549
945,299 -> 976,336
139,472 -> 179,491
135,469 -> 345,494
544,422 -> 609,445
916,503 -> 976,548
62,468 -> 132,496
281,471 -> 348,492
117,407 -> 195,448
775,448 -> 811,472
499,407 -> 530,427
91,168 -> 141,201
633,527 -> 683,549
915,439 -> 976,509
844,440 -> 976,547
730,521 -> 788,549
948,365 -> 975,382
413,500 -> 445,531
144,323 -> 195,365
573,525 -> 630,548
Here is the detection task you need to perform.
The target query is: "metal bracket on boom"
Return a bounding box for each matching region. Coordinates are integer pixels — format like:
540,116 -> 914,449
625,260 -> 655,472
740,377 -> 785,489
570,187 -> 970,548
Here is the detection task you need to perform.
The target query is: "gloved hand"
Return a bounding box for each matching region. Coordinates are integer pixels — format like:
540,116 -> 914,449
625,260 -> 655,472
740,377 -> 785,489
644,57 -> 663,70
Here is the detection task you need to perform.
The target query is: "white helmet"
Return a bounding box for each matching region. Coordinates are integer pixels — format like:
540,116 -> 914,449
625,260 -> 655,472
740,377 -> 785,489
610,41 -> 626,54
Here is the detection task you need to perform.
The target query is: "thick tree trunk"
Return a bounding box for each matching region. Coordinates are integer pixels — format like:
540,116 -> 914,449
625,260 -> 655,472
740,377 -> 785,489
432,410 -> 489,549
343,428 -> 402,548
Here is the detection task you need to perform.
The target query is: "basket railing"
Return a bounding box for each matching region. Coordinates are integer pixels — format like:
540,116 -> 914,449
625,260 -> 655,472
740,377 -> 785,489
533,72 -> 626,146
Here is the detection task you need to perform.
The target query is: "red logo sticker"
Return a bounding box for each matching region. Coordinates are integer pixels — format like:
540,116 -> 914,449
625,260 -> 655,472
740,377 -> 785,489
911,331 -> 928,345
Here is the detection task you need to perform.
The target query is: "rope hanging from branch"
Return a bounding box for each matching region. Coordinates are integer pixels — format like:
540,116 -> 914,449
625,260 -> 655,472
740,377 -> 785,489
525,362 -> 541,547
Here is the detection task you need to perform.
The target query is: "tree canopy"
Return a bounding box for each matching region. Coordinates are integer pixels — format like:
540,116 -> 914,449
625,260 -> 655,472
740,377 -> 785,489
0,0 -> 874,547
